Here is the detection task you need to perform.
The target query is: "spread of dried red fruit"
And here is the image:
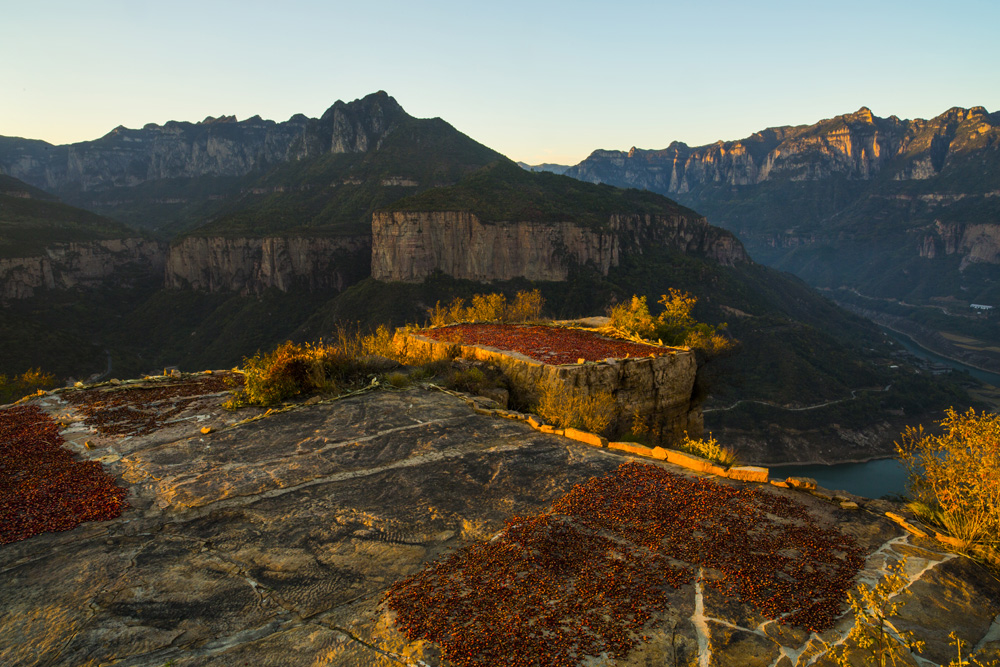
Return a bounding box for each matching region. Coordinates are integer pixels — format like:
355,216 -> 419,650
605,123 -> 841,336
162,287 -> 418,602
419,324 -> 669,365
384,463 -> 865,667
0,404 -> 129,545
63,374 -> 238,438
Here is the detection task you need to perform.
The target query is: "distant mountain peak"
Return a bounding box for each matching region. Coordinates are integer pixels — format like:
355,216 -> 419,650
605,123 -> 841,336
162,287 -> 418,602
848,107 -> 875,123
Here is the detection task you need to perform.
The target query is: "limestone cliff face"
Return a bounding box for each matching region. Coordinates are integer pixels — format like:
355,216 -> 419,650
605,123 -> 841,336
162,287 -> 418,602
566,106 -> 998,192
0,238 -> 166,300
165,236 -> 371,294
371,211 -> 747,283
0,92 -> 407,193
918,220 -> 1000,268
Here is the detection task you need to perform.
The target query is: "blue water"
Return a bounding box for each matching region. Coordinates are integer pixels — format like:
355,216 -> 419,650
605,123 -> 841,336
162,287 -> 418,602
770,458 -> 909,499
765,329 -> 994,500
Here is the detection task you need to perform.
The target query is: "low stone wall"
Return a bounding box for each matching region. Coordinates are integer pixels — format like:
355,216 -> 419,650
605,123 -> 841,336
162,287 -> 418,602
394,328 -> 702,443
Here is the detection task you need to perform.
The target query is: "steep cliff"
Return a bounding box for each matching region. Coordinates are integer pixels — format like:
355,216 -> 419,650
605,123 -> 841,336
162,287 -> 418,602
165,235 -> 370,294
371,210 -> 745,282
0,238 -> 166,300
374,160 -> 747,283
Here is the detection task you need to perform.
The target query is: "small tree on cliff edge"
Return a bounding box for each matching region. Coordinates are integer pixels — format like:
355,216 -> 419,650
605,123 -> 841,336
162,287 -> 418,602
896,407 -> 1000,554
606,290 -> 734,356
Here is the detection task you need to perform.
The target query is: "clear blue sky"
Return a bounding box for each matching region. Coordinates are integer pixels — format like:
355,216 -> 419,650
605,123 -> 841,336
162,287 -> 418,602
3,0 -> 999,165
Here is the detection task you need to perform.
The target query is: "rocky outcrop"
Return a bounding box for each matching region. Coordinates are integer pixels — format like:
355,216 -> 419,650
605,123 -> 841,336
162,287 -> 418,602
371,210 -> 747,283
0,238 -> 166,299
394,328 -> 702,442
3,380 -> 999,666
0,92 -> 408,193
164,235 -> 371,294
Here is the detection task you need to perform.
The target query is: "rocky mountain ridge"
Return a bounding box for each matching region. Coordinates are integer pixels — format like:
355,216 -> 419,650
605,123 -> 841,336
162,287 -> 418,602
566,106 -> 998,192
562,106 -> 1000,356
0,91 -> 408,193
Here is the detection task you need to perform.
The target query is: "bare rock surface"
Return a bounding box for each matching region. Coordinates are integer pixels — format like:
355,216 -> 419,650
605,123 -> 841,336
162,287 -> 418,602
1,380 -> 999,666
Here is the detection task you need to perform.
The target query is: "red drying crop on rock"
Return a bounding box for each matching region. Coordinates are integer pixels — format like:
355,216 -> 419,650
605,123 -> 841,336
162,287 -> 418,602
383,463 -> 865,667
0,404 -> 129,545
421,323 -> 669,365
64,375 -> 237,438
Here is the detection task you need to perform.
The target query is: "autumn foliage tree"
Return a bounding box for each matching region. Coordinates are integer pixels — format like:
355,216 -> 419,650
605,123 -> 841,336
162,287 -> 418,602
896,408 -> 1000,554
606,290 -> 734,355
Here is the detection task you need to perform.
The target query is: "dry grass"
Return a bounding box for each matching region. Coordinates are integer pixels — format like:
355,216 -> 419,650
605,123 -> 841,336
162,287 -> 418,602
224,324 -> 400,408
536,383 -> 615,435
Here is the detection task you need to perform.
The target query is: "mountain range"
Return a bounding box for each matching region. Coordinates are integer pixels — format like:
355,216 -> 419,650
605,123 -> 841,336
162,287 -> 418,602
0,94 -> 980,462
562,105 -> 1000,369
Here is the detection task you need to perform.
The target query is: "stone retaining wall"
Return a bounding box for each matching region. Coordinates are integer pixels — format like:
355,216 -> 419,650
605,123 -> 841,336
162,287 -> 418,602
394,329 -> 702,443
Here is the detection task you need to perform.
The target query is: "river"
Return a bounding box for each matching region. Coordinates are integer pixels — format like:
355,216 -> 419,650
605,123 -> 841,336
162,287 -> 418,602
881,326 -> 1000,387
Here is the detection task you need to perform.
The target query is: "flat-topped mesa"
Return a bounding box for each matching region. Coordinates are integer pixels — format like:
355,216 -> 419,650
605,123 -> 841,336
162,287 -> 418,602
371,210 -> 746,283
394,324 -> 702,443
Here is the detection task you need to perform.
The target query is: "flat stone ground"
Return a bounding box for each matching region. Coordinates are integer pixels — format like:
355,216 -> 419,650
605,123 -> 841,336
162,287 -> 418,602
2,380 -> 999,667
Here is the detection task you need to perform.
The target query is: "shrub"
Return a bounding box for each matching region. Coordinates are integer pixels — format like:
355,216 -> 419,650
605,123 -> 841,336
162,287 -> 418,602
537,384 -> 615,435
678,432 -> 739,467
385,372 -> 413,388
0,368 -> 57,404
506,289 -> 545,322
429,289 -> 546,326
224,327 -> 398,408
224,341 -> 333,408
896,408 -> 1000,552
605,289 -> 735,355
822,557 -> 924,667
447,367 -> 489,394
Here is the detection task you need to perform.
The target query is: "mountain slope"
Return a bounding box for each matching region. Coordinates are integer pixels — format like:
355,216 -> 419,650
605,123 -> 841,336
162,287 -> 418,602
564,105 -> 1000,365
0,92 -> 414,233
0,174 -> 140,258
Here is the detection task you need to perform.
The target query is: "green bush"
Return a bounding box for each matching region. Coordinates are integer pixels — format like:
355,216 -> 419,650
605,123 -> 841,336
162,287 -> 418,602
446,367 -> 489,394
224,325 -> 401,409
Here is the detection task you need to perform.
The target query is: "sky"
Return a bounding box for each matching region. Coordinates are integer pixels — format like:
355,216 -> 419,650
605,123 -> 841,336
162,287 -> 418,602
3,0 -> 999,165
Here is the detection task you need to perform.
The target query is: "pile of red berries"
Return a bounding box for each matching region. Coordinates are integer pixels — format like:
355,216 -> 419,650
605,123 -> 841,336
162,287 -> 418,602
0,404 -> 128,545
384,462 -> 865,666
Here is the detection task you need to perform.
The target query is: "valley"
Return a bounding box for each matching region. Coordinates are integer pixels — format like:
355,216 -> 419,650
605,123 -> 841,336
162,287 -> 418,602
0,94 -> 989,467
561,106 -> 1000,368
